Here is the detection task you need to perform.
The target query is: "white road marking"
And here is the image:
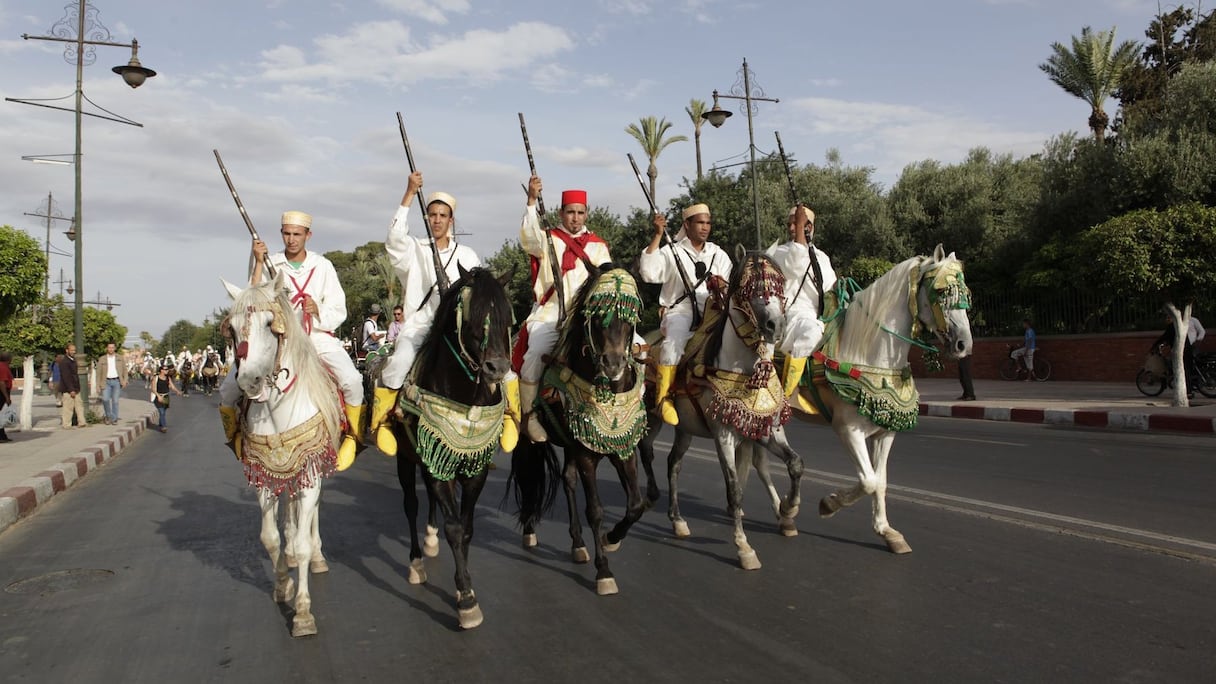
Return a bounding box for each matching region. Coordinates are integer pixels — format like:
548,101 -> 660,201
650,439 -> 1216,561
910,434 -> 1025,447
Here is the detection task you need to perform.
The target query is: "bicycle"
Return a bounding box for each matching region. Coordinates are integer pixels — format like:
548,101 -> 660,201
1136,346 -> 1216,397
999,343 -> 1051,381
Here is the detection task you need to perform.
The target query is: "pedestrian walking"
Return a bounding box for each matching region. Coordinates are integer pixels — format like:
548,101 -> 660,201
151,363 -> 183,433
57,343 -> 88,428
94,342 -> 129,425
0,352 -> 13,442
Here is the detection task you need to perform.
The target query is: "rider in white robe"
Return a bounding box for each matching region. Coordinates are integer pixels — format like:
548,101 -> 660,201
638,203 -> 732,425
766,205 -> 836,412
370,171 -> 494,457
218,210 -> 365,470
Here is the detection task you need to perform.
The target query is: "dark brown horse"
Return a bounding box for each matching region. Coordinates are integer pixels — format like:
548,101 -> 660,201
384,265 -> 514,629
508,266 -> 650,595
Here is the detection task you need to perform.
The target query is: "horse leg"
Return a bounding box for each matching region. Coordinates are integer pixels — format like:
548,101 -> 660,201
309,500 -> 328,573
283,498 -> 299,568
428,474 -> 484,629
637,413 -> 662,508
572,452 -> 616,595
398,454 -> 427,584
868,432 -> 910,554
713,427 -> 760,570
564,451 -> 589,564
424,483 -> 441,559
667,429 -> 693,538
820,423 -> 878,518
289,486 -> 321,637
259,490 -> 295,604
759,427 -> 804,536
603,451 -> 645,551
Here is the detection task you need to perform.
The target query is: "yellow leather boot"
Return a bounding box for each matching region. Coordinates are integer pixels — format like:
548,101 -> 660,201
501,376 -> 521,452
782,355 -> 816,414
219,405 -> 242,459
520,380 -> 548,443
337,403 -> 365,471
372,386 -> 400,457
656,365 -> 679,426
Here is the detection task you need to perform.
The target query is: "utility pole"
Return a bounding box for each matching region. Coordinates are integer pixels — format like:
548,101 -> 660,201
23,192 -> 73,298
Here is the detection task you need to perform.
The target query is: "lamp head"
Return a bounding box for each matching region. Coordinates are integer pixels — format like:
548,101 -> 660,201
112,39 -> 156,89
702,90 -> 732,128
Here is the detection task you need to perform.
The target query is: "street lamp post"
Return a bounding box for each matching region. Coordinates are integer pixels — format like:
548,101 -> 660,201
703,58 -> 778,249
7,1 -> 155,404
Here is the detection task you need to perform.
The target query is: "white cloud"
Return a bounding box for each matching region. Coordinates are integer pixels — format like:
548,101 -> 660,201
376,0 -> 471,24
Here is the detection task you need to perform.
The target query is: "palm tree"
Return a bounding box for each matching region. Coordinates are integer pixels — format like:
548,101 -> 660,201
1039,26 -> 1141,143
685,99 -> 708,179
625,116 -> 688,201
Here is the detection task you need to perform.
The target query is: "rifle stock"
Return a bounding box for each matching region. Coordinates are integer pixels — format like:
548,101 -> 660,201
518,112 -> 566,321
627,153 -> 700,328
774,131 -> 824,313
397,112 -> 451,294
213,149 -> 276,281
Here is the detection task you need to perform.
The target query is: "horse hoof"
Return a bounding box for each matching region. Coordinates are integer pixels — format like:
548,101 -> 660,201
603,539 -> 621,553
572,546 -> 590,563
780,501 -> 800,519
523,533 -> 538,548
596,577 -> 619,596
291,614 -> 317,638
458,605 -> 484,630
819,496 -> 840,519
883,530 -> 912,554
672,520 -> 691,538
423,525 -> 440,557
407,559 -> 427,585
309,558 -> 329,574
273,578 -> 296,603
739,550 -> 762,571
779,517 -> 799,537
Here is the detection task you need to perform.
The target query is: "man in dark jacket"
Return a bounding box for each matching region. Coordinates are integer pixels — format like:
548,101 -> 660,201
57,343 -> 87,428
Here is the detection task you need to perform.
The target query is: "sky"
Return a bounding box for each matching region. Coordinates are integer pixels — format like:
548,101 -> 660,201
0,0 -> 1168,345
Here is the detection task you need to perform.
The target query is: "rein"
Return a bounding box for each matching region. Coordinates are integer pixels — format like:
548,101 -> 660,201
443,283 -> 493,385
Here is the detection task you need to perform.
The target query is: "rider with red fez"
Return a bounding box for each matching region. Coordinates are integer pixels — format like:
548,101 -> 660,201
218,210 -> 366,471
640,203 -> 733,426
766,204 -> 836,412
371,170 -> 510,458
512,176 -> 613,443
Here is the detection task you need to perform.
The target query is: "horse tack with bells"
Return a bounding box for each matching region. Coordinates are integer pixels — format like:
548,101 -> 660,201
510,267 -> 651,596
385,265 -> 514,630
221,274 -> 341,638
638,248 -> 805,572
791,245 -> 973,554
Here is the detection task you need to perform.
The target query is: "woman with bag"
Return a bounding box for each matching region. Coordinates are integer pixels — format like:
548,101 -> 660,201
151,363 -> 183,433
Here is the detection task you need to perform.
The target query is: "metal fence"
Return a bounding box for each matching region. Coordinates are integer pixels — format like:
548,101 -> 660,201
969,290 -> 1216,337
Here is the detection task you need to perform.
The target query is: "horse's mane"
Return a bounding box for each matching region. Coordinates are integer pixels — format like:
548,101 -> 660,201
703,250 -> 779,366
835,255 -> 923,362
232,279 -> 340,439
553,265 -> 606,364
413,267 -> 513,388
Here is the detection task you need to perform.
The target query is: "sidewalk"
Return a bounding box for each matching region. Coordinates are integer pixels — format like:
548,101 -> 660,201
1,387 -> 158,536
1,377 -> 1211,537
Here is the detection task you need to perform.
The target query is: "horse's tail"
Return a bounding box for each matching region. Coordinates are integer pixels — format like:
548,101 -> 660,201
503,437 -> 560,530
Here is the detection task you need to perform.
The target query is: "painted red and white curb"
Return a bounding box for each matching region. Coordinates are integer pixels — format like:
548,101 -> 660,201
0,412 -> 157,535
921,402 -> 1216,434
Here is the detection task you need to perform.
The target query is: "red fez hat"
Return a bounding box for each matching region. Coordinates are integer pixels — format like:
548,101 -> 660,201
561,189 -> 587,207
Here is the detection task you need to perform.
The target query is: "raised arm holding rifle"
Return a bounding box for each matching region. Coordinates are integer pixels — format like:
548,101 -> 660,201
213,152 -> 366,471
768,132 -> 837,411
638,202 -> 732,426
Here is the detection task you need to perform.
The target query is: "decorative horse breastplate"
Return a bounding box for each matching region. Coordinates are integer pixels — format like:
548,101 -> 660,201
400,383 -> 504,481
544,365 -> 646,459
241,412 -> 337,495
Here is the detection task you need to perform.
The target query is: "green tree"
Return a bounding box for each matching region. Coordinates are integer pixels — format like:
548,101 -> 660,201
1078,203 -> 1216,406
0,226 -> 47,323
158,319 -> 198,358
1039,26 -> 1140,143
685,99 -> 708,179
625,116 -> 688,201
1117,7 -> 1216,132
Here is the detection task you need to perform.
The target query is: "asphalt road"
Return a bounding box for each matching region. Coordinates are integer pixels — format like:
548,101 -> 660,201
1,388 -> 1213,683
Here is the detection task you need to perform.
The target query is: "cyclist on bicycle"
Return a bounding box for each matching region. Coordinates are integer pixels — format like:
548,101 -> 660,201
1151,314 -> 1205,394
1011,318 -> 1036,381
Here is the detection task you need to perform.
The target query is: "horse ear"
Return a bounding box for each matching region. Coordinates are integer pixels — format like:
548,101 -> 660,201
458,262 -> 471,281
735,244 -> 747,263
933,244 -> 946,262
222,278 -> 242,300
495,262 -> 518,287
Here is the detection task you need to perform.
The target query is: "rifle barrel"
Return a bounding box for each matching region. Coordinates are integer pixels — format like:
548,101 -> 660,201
213,149 -> 276,280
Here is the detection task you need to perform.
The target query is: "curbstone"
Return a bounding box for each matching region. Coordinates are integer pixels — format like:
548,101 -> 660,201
919,401 -> 1213,435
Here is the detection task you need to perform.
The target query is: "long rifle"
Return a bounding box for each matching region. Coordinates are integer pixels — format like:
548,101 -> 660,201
517,112 -> 566,321
397,112 -> 451,294
774,131 -> 824,313
213,149 -> 276,281
626,153 -> 701,328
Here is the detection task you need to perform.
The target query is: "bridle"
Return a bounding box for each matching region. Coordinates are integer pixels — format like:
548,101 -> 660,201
230,298 -> 296,396
444,282 -> 500,385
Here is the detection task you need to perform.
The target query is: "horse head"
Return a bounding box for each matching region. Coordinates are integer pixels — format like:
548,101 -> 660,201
223,273 -> 293,402
564,265 -> 641,385
915,245 -> 974,360
730,245 -> 787,353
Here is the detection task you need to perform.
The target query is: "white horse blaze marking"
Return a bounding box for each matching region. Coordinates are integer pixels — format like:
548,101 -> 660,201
654,440 -> 1216,562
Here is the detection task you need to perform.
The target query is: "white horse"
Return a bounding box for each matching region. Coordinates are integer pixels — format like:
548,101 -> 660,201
639,249 -> 803,571
784,245 -> 973,553
223,273 -> 341,637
